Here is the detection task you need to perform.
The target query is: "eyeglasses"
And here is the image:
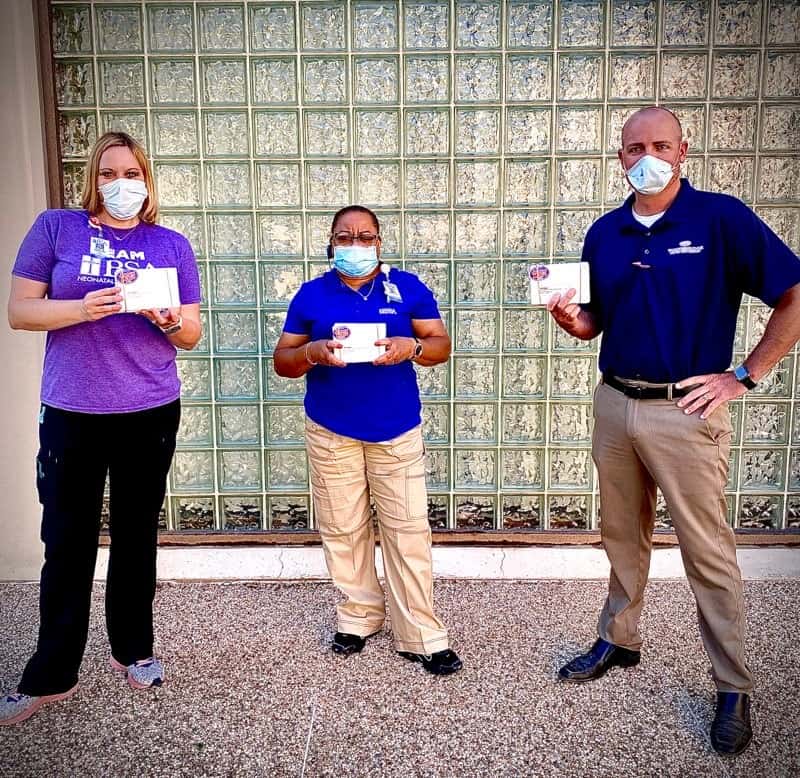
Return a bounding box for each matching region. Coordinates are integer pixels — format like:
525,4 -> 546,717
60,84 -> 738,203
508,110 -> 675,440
331,230 -> 380,246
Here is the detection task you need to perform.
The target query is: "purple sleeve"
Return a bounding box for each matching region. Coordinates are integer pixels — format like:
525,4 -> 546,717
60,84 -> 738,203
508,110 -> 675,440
12,212 -> 55,284
176,234 -> 201,305
283,285 -> 310,335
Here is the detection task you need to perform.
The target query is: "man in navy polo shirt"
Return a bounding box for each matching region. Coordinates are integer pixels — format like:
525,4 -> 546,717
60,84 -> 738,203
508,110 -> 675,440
548,106 -> 800,756
273,205 -> 462,676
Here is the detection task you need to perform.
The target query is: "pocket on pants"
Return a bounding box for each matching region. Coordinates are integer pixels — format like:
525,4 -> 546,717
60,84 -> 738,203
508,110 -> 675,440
369,445 -> 429,531
35,448 -> 61,506
404,459 -> 428,521
310,472 -> 352,527
307,422 -> 368,529
387,426 -> 423,460
703,404 -> 733,444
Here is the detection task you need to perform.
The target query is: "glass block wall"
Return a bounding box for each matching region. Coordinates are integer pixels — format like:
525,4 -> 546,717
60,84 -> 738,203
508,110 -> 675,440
49,0 -> 800,534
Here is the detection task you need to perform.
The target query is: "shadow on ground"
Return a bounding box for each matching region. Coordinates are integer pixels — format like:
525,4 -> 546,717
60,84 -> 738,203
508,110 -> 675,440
1,579 -> 798,778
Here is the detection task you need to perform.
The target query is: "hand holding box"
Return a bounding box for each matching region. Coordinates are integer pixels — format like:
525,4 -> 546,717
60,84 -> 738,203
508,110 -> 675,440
529,262 -> 590,306
116,267 -> 181,313
332,322 -> 387,363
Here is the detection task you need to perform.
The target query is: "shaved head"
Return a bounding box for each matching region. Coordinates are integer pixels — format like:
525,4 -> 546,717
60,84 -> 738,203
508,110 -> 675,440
621,106 -> 683,146
617,105 -> 688,198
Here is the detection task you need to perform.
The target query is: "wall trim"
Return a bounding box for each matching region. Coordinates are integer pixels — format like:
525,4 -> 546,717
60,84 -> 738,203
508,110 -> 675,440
98,529 -> 800,548
34,0 -> 61,208
88,545 -> 800,583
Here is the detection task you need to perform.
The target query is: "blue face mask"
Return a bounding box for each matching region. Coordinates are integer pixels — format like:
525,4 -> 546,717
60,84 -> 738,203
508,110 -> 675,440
332,245 -> 379,278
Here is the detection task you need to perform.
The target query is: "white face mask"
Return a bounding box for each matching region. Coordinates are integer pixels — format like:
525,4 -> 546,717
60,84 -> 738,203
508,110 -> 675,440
99,178 -> 148,220
625,154 -> 679,196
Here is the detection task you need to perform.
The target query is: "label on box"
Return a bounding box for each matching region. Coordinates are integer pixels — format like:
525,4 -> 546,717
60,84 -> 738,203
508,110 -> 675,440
332,322 -> 387,363
116,267 -> 181,313
528,262 -> 590,305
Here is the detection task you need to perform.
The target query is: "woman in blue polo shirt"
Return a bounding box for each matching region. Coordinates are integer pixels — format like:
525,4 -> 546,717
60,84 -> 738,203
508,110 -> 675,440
273,205 -> 461,675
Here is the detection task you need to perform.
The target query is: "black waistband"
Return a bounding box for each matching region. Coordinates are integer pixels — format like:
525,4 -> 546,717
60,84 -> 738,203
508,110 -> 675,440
602,373 -> 689,400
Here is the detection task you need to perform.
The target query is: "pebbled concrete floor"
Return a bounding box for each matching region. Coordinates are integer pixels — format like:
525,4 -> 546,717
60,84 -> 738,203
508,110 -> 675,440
0,579 -> 798,778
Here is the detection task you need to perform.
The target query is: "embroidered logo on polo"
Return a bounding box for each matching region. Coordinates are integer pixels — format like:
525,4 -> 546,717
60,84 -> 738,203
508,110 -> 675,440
378,307 -> 398,315
667,240 -> 705,255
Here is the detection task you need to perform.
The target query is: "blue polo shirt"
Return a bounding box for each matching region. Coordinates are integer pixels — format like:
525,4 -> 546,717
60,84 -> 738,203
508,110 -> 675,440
582,180 -> 800,383
283,268 -> 441,442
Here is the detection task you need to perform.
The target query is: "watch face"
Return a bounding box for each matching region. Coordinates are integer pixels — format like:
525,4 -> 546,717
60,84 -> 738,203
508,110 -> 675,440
734,364 -> 756,388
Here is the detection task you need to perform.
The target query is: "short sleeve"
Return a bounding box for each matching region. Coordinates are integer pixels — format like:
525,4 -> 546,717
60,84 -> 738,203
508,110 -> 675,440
12,212 -> 56,284
283,284 -> 311,335
408,275 -> 441,319
728,202 -> 800,307
176,234 -> 202,305
579,222 -> 600,316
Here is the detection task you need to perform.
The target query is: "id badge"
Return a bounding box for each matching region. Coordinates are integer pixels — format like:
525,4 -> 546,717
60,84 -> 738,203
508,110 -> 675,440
383,280 -> 403,303
90,236 -> 111,257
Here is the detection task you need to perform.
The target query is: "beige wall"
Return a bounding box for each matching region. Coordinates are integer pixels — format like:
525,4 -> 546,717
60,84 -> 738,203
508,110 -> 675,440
0,0 -> 48,580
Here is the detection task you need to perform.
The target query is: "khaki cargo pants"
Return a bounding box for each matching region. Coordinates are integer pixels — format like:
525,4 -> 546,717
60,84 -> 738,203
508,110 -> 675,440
305,419 -> 449,655
593,382 -> 753,693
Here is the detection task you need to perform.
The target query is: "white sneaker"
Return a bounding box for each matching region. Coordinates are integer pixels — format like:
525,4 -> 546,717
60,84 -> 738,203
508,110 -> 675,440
110,656 -> 164,689
0,685 -> 78,726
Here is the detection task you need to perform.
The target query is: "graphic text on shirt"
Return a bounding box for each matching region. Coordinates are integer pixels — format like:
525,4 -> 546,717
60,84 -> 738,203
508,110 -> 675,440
78,249 -> 154,283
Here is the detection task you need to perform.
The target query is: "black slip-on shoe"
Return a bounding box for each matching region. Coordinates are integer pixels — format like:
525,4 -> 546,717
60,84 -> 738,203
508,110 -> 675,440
558,638 -> 640,682
398,648 -> 463,675
331,631 -> 378,656
710,692 -> 752,756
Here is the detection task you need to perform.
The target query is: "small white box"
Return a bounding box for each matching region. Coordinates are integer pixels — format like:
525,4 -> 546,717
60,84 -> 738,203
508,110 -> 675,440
116,267 -> 181,313
332,322 -> 387,363
528,262 -> 590,306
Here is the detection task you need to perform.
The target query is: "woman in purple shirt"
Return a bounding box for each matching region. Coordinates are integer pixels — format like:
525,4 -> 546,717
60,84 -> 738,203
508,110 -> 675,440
1,132 -> 202,726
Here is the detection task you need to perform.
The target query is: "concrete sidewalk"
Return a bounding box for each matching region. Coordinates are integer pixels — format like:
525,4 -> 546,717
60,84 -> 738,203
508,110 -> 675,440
1,579 -> 798,777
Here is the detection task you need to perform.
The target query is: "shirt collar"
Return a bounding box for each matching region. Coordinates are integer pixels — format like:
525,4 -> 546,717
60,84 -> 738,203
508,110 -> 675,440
618,178 -> 696,233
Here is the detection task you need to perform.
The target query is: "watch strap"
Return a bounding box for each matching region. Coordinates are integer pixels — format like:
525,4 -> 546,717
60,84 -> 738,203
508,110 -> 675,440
734,363 -> 757,390
161,316 -> 183,335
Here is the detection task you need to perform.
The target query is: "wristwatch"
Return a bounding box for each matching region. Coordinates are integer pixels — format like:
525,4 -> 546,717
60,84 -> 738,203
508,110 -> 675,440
733,363 -> 757,390
411,337 -> 423,361
160,316 -> 183,336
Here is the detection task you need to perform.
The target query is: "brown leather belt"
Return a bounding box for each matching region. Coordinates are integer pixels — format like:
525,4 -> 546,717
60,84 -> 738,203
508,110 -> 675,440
602,373 -> 689,400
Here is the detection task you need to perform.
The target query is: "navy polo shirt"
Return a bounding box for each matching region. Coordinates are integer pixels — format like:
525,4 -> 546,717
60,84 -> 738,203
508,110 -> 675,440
582,180 -> 800,383
283,268 -> 440,442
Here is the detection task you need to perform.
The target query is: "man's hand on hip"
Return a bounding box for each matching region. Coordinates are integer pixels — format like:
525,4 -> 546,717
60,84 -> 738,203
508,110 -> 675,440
676,371 -> 747,419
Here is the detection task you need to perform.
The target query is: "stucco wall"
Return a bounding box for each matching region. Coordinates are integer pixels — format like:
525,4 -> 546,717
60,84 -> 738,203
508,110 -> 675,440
0,0 -> 48,580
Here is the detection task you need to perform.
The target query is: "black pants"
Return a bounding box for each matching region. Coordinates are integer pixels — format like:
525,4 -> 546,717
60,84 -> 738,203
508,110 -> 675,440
19,400 -> 180,696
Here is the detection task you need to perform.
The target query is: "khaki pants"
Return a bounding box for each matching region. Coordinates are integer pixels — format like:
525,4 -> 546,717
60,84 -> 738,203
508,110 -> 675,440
305,419 -> 449,654
593,382 -> 753,693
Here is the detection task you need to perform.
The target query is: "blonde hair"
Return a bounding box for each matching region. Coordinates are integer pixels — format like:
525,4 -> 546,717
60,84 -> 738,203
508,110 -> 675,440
81,132 -> 158,223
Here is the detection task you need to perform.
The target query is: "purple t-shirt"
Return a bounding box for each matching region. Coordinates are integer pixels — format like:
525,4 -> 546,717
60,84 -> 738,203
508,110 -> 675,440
13,209 -> 201,414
